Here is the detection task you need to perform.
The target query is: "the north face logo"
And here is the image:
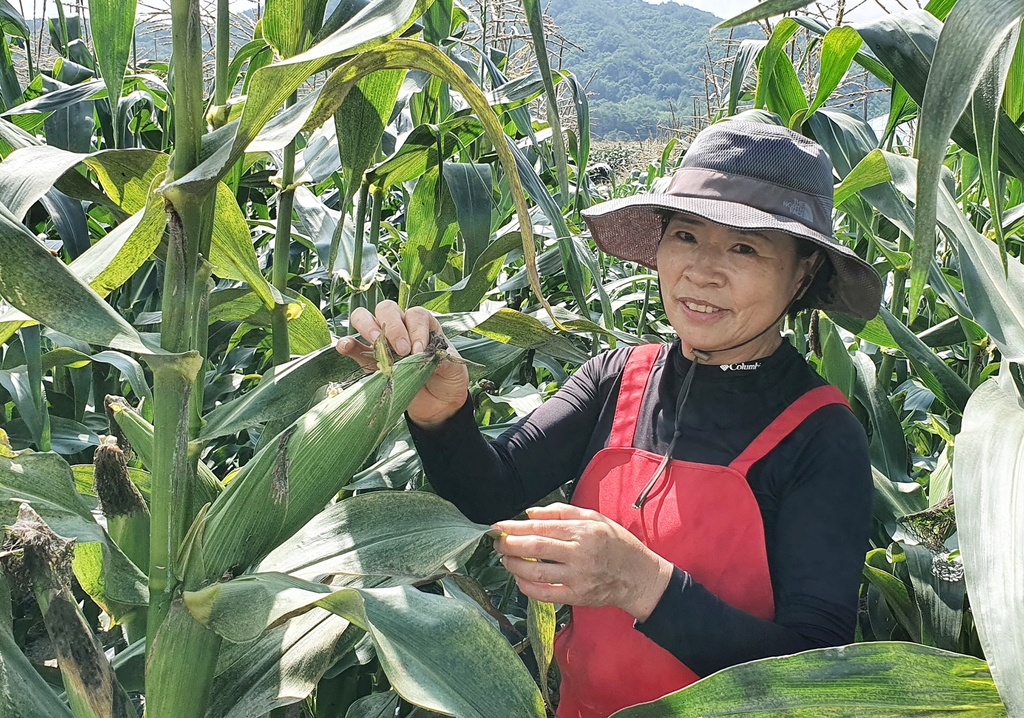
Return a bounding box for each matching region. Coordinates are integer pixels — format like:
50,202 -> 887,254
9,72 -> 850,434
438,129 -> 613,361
783,198 -> 814,222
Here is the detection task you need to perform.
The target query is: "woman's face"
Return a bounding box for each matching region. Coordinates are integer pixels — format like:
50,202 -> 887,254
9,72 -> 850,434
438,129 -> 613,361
656,213 -> 818,364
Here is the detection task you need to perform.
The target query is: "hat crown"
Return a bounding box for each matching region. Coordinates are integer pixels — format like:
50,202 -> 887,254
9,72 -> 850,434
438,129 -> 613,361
680,121 -> 835,202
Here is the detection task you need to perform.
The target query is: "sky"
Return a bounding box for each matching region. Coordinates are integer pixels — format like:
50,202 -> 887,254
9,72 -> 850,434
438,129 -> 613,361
644,0 -> 900,22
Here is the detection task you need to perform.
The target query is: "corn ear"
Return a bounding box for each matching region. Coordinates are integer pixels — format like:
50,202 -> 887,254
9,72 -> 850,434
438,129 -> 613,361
186,343 -> 447,587
4,504 -> 135,718
107,396 -> 222,504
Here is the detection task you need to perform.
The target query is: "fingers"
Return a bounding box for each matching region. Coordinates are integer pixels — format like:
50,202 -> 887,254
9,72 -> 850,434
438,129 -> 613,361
524,503 -> 601,522
404,306 -> 434,355
492,518 -> 582,542
494,533 -> 573,562
334,336 -> 377,372
513,578 -> 573,604
501,555 -> 570,585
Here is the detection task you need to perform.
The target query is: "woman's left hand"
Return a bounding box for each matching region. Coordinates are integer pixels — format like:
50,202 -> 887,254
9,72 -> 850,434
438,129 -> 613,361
492,503 -> 675,622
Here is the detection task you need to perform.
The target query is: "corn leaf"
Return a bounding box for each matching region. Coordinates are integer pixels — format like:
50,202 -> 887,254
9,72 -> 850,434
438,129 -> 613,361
522,0 -> 568,203
264,0 -> 329,59
807,27 -> 862,117
954,377 -> 1024,715
0,145 -> 167,219
472,308 -> 589,364
714,0 -> 816,29
610,642 -> 1003,716
208,607 -> 353,718
898,0 -> 1024,320
972,28 -> 1018,273
879,307 -> 972,413
162,0 -> 431,202
728,39 -> 766,116
445,163 -> 493,272
88,0 -> 135,110
754,19 -> 800,111
332,68 -> 405,265
903,543 -> 965,652
400,165 -> 459,303
185,577 -> 545,717
257,491 -> 491,581
0,202 -> 159,355
200,344 -> 358,441
527,598 -> 555,707
209,181 -> 283,311
853,352 -> 910,482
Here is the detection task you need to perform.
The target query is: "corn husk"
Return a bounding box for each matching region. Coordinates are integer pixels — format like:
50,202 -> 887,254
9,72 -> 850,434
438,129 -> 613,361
186,341 -> 447,587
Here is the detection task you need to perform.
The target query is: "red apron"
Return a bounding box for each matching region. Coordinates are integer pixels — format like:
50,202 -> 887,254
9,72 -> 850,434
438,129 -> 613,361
553,343 -> 848,718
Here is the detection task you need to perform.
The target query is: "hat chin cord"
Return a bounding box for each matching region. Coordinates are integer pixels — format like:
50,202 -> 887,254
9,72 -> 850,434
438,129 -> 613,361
633,258 -> 822,509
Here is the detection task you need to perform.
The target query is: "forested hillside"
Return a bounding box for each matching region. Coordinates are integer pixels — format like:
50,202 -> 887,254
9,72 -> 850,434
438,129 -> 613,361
547,0 -> 760,137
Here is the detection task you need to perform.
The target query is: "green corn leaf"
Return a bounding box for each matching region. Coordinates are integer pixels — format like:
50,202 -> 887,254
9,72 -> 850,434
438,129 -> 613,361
472,308 -> 589,364
200,345 -> 358,441
0,450 -> 148,619
728,39 -> 766,116
257,491 -> 491,581
834,149 -> 894,207
807,27 -> 862,118
207,606 -> 354,718
610,642 -> 1003,716
906,0 -> 1024,321
184,577 -> 545,718
162,0 -> 431,202
816,315 -> 855,401
445,163 -> 493,272
419,231 -> 522,313
522,0 -> 568,204
825,311 -> 898,349
399,165 -> 459,303
209,181 -> 284,311
903,543 -> 965,652
754,19 -> 800,111
345,692 -> 400,718
264,0 -> 329,59
269,38 -> 556,323
879,307 -> 973,414
954,377 -> 1024,715
0,201 -> 159,355
88,0 -> 135,110
858,11 -> 1024,184
191,346 -> 445,585
368,119 -> 480,189
883,150 -> 1024,361
714,0 -> 817,29
853,352 -> 910,483
0,146 -> 167,219
1003,29 -> 1024,122
332,68 -> 405,265
862,563 -> 920,641
0,0 -> 29,39
972,28 -> 1018,273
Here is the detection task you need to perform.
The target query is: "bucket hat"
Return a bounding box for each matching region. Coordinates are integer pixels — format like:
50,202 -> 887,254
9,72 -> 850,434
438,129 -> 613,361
580,120 -> 883,320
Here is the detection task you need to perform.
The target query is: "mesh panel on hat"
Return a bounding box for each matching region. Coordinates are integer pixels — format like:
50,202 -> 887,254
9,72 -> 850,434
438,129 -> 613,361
682,122 -> 835,203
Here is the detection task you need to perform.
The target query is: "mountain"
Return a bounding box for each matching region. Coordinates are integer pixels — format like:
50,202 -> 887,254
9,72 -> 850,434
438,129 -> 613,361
547,0 -> 761,138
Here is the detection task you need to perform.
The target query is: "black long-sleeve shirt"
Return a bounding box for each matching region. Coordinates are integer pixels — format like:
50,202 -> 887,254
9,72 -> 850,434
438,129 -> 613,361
407,338 -> 873,677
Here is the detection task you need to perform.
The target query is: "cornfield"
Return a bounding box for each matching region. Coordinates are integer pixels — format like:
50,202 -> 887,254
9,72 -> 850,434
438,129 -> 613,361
0,0 -> 1022,715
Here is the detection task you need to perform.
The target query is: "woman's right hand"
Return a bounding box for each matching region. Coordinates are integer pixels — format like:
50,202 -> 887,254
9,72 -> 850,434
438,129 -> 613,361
335,300 -> 469,429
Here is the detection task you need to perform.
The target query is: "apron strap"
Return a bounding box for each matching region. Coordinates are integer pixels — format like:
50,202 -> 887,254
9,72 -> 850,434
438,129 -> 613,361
608,343 -> 664,448
728,384 -> 850,476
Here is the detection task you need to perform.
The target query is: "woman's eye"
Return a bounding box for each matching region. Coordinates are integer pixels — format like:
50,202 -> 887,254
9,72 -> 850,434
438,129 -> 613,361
675,231 -> 696,243
734,243 -> 756,255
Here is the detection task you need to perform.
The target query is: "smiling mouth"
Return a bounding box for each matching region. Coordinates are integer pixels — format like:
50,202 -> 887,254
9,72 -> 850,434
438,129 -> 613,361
682,299 -> 725,314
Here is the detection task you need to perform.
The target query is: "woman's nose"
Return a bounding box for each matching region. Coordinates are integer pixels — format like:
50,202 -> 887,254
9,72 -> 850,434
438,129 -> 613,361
681,247 -> 725,286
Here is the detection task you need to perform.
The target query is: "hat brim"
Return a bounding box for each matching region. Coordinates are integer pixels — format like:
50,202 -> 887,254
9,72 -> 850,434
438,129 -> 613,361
581,195 -> 882,321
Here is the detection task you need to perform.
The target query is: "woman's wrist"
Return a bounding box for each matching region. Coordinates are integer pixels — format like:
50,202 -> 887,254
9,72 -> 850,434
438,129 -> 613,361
627,551 -> 675,622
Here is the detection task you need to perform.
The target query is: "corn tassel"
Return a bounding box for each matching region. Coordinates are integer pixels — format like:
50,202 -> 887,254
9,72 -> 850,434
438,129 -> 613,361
185,338 -> 448,588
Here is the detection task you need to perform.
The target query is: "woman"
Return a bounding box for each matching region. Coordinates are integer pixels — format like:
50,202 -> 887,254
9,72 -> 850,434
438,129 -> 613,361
337,121 -> 882,717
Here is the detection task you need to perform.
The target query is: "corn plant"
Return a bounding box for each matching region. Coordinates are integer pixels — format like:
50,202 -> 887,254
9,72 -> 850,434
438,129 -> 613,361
2,0 -> 1024,714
